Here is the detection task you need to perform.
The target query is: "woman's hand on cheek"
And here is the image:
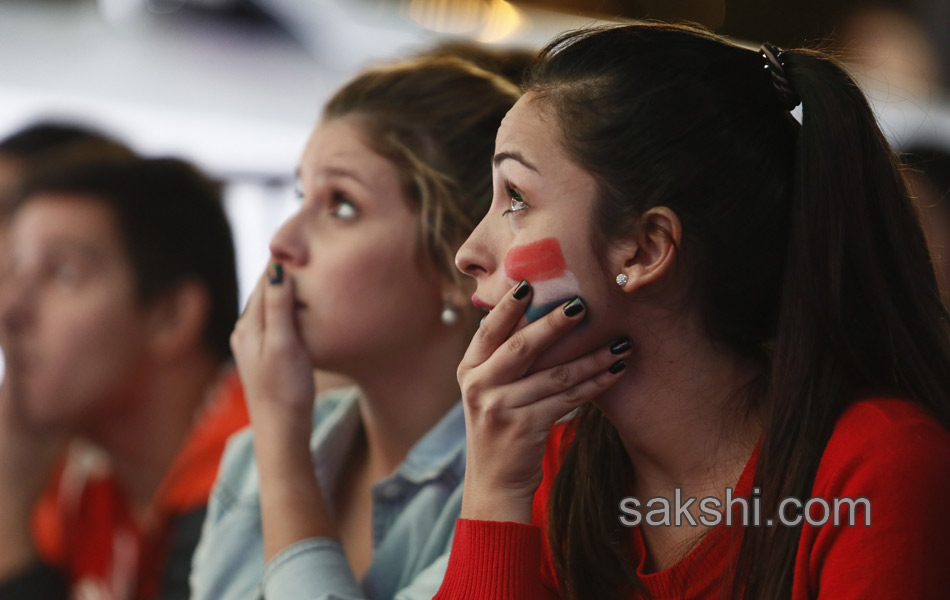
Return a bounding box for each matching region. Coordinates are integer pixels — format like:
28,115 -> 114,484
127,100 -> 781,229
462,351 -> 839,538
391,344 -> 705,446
231,263 -> 315,428
458,281 -> 630,524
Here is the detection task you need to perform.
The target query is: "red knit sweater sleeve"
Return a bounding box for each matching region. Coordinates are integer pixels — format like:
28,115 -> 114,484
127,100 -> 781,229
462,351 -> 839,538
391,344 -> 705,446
435,426 -> 570,600
792,398 -> 950,599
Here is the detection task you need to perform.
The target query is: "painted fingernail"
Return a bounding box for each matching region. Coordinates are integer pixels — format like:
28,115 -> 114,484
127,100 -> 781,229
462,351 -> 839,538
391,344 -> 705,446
268,263 -> 284,285
609,337 -> 631,355
513,280 -> 531,300
608,360 -> 626,374
563,297 -> 585,317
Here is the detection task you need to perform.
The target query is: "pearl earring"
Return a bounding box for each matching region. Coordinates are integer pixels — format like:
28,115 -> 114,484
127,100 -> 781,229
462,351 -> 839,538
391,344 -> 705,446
616,273 -> 628,287
441,302 -> 459,326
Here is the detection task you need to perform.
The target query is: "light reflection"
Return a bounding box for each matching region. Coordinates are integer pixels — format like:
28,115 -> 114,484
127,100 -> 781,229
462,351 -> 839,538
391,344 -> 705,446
405,0 -> 523,42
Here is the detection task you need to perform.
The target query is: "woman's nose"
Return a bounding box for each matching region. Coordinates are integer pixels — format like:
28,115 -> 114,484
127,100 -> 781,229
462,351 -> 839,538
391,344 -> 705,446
455,216 -> 495,279
269,209 -> 309,267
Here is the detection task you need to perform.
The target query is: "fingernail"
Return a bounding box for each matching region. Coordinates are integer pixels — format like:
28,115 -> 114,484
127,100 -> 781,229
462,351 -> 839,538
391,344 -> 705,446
608,360 -> 626,374
563,297 -> 585,317
610,337 -> 631,355
479,317 -> 486,328
513,280 -> 531,300
268,263 -> 284,285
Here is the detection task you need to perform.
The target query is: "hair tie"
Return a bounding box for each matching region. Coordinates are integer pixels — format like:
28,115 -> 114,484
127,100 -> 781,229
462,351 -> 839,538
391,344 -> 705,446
760,43 -> 801,111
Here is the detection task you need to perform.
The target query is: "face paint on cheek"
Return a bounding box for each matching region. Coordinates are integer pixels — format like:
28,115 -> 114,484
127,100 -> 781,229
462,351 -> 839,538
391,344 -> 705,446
504,237 -> 585,323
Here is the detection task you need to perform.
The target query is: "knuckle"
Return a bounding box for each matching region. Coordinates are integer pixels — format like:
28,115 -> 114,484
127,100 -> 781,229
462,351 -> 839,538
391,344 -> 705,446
479,393 -> 509,425
460,377 -> 483,403
549,364 -> 572,387
506,330 -> 531,358
561,385 -> 582,405
595,370 -> 618,390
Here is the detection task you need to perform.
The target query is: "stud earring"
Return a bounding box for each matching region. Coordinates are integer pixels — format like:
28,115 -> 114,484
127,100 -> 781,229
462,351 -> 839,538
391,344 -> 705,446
440,301 -> 459,326
616,273 -> 628,287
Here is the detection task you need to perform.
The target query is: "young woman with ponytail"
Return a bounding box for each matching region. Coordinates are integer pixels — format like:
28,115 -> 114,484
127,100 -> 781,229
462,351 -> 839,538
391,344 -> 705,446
435,23 -> 950,599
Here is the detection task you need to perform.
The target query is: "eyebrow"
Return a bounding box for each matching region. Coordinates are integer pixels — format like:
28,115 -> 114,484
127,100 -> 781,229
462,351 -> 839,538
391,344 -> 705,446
493,151 -> 540,174
295,166 -> 368,190
47,239 -> 106,263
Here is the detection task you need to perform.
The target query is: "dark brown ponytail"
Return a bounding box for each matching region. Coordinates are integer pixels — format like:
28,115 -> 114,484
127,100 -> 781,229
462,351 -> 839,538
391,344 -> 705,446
734,48 -> 950,600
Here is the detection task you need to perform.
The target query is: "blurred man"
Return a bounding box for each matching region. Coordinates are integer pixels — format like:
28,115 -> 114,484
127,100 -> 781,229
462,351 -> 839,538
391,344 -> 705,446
0,156 -> 247,600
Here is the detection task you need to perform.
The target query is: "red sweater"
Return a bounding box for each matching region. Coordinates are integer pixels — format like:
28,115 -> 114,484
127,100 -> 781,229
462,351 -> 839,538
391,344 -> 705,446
436,398 -> 950,599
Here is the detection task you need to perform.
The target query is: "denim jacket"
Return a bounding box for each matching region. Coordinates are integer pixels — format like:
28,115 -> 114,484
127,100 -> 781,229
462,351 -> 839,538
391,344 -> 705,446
190,387 -> 465,600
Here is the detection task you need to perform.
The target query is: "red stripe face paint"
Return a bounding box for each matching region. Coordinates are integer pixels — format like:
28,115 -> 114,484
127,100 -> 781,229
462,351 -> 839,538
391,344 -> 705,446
504,237 -> 583,323
504,237 -> 567,282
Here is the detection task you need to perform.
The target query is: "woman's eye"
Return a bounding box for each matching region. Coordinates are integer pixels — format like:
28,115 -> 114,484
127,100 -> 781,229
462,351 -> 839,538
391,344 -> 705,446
48,261 -> 83,289
502,185 -> 527,216
331,194 -> 359,220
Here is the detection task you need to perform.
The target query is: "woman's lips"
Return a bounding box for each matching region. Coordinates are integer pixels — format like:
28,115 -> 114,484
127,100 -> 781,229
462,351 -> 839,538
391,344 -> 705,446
471,295 -> 494,314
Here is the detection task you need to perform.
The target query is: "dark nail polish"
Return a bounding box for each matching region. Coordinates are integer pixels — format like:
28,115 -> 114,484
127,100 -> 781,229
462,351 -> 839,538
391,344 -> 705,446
563,297 -> 585,317
608,360 -> 626,374
513,280 -> 531,300
268,263 -> 284,285
610,338 -> 632,355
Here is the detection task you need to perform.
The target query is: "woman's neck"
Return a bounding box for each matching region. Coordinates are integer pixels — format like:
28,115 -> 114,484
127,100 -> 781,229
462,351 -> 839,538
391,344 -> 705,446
600,309 -> 763,501
344,324 -> 470,482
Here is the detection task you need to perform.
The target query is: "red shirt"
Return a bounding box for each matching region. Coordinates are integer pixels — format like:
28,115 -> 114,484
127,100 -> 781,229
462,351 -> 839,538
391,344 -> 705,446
436,398 -> 950,599
31,369 -> 248,600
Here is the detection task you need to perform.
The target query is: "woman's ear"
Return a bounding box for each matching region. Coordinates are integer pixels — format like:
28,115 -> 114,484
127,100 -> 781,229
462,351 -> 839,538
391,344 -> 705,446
614,206 -> 682,294
146,280 -> 212,362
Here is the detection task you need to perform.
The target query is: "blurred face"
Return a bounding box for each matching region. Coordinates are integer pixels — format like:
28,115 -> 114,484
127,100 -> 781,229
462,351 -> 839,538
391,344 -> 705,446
270,117 -> 446,371
0,156 -> 25,271
456,93 -> 623,371
0,155 -> 24,204
1,195 -> 153,430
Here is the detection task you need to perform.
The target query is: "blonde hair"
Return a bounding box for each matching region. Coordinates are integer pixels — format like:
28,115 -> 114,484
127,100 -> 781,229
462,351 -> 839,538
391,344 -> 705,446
323,56 -> 521,282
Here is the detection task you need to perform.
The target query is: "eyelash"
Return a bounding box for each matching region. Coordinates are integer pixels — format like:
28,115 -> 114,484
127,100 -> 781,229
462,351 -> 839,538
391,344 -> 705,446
501,184 -> 528,217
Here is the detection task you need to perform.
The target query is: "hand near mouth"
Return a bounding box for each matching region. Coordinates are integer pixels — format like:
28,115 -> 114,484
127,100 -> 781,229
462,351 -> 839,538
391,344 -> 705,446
230,262 -> 335,561
456,280 -> 630,525
231,262 -> 315,419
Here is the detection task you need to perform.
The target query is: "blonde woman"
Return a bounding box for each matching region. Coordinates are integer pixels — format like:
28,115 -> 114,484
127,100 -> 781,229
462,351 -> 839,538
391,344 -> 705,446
191,55 -> 521,599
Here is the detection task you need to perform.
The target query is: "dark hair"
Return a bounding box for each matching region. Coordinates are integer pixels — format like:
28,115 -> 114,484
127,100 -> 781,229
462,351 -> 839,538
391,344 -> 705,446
0,121 -> 125,158
0,121 -> 135,214
323,55 -> 521,281
530,23 -> 950,599
13,157 -> 239,361
902,145 -> 950,201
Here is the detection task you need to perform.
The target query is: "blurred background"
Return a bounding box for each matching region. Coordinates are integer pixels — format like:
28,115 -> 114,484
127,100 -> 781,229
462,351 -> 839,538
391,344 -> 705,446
1,0 -> 948,307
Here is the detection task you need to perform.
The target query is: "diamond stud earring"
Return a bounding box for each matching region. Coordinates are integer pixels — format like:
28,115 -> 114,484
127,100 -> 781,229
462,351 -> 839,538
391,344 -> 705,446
616,273 -> 628,287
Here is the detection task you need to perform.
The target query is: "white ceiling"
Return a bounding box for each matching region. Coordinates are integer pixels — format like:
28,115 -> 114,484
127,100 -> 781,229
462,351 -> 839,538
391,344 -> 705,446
0,0 -> 613,179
